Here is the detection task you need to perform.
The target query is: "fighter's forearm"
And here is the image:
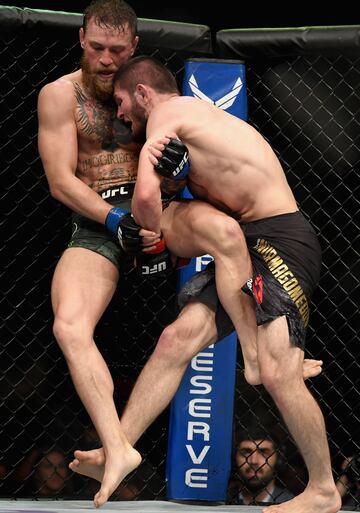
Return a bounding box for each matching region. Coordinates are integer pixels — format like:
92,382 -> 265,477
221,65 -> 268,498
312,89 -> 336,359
132,146 -> 163,234
49,173 -> 111,224
131,195 -> 162,234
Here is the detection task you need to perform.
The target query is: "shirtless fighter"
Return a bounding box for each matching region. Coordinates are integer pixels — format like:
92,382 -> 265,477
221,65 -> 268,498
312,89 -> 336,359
108,56 -> 341,513
68,54 -> 329,511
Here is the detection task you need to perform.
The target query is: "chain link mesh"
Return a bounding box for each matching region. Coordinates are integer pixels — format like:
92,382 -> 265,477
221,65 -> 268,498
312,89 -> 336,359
231,52 -> 360,503
1,12 -> 359,506
0,11 -> 209,500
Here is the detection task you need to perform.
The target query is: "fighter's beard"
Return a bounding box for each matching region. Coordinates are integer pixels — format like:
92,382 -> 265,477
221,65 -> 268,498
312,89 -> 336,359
81,54 -> 114,103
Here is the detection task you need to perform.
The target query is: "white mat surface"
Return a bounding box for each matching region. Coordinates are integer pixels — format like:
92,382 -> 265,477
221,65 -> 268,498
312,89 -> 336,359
0,499 -> 263,513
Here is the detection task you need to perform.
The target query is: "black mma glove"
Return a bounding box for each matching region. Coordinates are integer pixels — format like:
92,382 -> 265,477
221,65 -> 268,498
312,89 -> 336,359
105,207 -> 142,256
155,138 -> 190,180
135,239 -> 173,278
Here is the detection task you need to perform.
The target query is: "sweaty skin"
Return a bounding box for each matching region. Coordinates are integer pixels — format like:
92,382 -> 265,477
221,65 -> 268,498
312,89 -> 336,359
74,79 -> 140,189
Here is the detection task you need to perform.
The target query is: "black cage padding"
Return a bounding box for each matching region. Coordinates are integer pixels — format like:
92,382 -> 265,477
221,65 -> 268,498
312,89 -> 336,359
216,26 -> 360,59
0,6 -> 212,53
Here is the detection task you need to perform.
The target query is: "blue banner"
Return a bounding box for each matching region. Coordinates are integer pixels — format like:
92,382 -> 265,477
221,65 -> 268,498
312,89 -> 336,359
183,58 -> 247,119
166,59 -> 248,501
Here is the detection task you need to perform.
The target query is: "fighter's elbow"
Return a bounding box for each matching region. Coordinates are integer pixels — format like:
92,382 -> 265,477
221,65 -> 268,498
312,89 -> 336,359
133,198 -> 152,222
47,169 -> 76,200
135,187 -> 159,210
133,192 -> 160,225
49,183 -> 63,201
48,180 -> 69,203
48,183 -> 61,200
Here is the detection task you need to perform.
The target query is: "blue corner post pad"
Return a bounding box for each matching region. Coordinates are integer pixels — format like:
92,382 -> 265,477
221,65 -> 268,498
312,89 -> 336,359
166,58 -> 247,502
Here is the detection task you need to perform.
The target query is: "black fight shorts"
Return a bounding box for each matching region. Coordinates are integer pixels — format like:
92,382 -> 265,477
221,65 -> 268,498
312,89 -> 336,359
178,211 -> 322,349
68,184 -> 135,269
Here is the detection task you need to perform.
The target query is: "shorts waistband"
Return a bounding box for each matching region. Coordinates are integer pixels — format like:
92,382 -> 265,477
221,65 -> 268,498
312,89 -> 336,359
241,210 -> 301,226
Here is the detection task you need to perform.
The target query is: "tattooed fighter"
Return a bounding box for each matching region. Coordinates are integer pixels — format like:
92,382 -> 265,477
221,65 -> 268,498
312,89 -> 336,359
37,1 -> 324,507
37,0 -> 146,507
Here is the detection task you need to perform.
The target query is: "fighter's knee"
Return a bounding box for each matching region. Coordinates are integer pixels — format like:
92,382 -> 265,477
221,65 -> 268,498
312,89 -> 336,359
154,324 -> 194,365
53,315 -> 90,356
53,316 -> 65,343
259,365 -> 284,393
259,359 -> 301,396
205,216 -> 245,256
155,317 -> 210,365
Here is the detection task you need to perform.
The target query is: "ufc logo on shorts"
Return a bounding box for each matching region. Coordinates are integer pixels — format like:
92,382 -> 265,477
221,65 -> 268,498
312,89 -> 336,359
101,186 -> 131,199
142,261 -> 167,275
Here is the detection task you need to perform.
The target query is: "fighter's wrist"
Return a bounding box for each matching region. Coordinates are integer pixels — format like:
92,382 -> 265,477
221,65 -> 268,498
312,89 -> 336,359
105,207 -> 129,233
148,239 -> 166,254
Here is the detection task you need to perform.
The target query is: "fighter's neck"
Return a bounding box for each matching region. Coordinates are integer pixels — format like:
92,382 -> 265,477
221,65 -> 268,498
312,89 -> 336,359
148,93 -> 180,113
153,93 -> 179,105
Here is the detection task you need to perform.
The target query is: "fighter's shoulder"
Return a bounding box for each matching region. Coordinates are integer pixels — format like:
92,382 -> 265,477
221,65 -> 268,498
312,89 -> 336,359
38,70 -> 81,107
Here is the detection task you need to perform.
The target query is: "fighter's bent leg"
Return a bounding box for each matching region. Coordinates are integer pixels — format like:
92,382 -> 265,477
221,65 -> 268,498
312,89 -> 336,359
70,313 -> 323,483
161,200 -> 259,384
52,248 -> 141,507
257,317 -> 341,513
70,356 -> 323,481
162,202 -> 323,384
70,299 -> 218,480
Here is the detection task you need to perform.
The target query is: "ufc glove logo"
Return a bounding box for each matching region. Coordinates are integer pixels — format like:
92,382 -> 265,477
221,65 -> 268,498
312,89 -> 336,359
141,261 -> 167,275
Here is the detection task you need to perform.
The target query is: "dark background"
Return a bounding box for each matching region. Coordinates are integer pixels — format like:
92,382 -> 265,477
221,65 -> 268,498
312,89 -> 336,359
3,0 -> 359,32
1,4 -> 359,502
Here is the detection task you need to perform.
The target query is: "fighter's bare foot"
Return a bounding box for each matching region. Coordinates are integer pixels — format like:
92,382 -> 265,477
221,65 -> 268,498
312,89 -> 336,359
69,445 -> 142,507
94,446 -> 141,508
262,486 -> 341,513
303,358 -> 323,380
69,448 -> 105,482
245,358 -> 322,386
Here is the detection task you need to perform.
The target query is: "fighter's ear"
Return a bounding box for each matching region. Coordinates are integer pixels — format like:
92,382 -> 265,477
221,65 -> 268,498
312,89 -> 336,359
132,35 -> 139,53
135,84 -> 149,105
79,27 -> 85,48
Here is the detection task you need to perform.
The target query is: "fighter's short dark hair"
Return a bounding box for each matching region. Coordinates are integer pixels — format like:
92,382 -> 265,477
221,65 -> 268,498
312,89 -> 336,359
113,55 -> 179,95
83,0 -> 137,37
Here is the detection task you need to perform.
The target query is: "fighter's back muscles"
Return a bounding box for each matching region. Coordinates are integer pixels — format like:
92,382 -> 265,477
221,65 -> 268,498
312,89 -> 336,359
138,97 -> 298,223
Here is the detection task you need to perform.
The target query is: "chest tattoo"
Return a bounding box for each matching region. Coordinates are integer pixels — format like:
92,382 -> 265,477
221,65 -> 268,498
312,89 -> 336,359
74,82 -> 133,151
